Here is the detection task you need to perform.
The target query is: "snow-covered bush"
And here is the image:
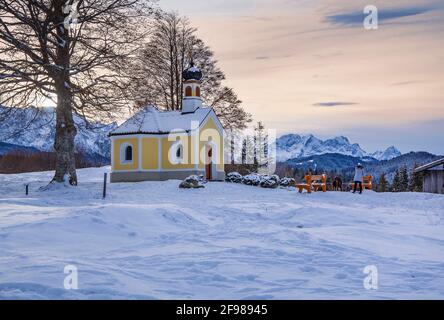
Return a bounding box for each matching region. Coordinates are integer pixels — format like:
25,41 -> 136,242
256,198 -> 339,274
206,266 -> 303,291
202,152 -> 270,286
280,177 -> 296,187
260,175 -> 280,189
242,173 -> 262,186
239,173 -> 293,189
271,174 -> 280,183
226,172 -> 243,183
179,175 -> 205,189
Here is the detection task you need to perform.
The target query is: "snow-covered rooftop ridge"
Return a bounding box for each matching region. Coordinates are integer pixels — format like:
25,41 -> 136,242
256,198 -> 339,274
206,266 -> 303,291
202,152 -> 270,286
110,106 -> 213,135
414,157 -> 444,172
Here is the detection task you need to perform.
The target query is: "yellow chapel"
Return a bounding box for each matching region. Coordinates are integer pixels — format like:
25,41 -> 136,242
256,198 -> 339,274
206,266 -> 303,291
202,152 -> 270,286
109,62 -> 225,183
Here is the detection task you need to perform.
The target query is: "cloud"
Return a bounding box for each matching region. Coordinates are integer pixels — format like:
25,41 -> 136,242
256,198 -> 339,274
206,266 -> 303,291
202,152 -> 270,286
391,80 -> 425,86
313,102 -> 358,107
325,5 -> 436,26
255,56 -> 270,60
313,51 -> 343,59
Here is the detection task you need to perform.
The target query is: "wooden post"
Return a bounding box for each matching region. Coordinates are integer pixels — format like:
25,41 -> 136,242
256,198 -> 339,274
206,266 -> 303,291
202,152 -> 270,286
103,173 -> 107,199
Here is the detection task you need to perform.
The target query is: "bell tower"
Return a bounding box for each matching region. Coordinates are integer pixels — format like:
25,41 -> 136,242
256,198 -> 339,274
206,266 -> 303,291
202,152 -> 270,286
182,59 -> 203,114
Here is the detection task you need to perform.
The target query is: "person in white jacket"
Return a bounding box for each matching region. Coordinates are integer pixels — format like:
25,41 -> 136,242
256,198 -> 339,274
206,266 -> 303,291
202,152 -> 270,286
353,163 -> 365,194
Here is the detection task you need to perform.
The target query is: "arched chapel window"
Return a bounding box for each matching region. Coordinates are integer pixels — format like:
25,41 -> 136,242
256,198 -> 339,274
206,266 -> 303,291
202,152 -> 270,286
176,145 -> 183,160
125,145 -> 133,161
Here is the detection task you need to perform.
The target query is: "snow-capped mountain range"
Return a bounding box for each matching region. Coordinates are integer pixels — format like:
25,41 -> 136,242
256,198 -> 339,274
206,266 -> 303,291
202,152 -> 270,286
1,107 -> 401,163
276,134 -> 401,162
0,106 -> 117,160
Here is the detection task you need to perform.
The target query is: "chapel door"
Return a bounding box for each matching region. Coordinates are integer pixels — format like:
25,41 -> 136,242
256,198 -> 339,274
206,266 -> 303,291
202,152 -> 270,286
205,146 -> 213,180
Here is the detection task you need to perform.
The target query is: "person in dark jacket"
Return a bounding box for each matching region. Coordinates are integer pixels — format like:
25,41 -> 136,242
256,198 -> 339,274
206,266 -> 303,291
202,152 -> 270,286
353,163 -> 365,194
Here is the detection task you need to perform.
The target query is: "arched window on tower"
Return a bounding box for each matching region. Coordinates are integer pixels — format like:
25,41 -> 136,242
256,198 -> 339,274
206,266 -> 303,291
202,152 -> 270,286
185,86 -> 192,97
196,87 -> 201,97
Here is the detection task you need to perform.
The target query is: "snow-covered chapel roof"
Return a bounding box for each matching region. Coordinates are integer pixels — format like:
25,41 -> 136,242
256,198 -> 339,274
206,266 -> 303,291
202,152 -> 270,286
109,106 -> 214,136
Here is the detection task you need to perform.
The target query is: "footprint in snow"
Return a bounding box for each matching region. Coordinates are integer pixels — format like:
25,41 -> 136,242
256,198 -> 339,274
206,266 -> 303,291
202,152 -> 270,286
300,266 -> 316,273
90,217 -> 106,224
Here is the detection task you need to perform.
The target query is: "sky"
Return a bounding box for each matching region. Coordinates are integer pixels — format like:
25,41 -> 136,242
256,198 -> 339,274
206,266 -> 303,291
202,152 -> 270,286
160,0 -> 444,154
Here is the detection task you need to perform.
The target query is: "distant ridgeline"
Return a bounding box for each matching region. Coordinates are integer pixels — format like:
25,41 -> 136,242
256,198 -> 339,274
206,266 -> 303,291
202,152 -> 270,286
275,134 -> 402,162
274,133 -> 441,183
0,106 -> 115,173
280,152 -> 442,183
0,141 -> 39,156
0,142 -> 109,174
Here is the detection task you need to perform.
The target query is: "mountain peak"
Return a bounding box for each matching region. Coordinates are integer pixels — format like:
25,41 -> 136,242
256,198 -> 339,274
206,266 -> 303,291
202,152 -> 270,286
276,133 -> 401,162
0,106 -> 117,160
370,146 -> 402,161
332,136 -> 350,143
276,133 -> 368,162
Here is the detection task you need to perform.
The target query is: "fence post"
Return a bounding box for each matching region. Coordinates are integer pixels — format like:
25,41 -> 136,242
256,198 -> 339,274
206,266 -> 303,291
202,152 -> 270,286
103,172 -> 107,199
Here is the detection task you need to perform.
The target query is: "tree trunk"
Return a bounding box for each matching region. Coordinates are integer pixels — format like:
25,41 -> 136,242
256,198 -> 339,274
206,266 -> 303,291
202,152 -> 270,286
52,83 -> 78,185
51,1 -> 77,186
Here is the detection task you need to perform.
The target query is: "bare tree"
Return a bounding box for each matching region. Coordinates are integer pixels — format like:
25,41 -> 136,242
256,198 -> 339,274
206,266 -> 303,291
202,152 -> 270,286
125,11 -> 252,130
0,0 -> 155,185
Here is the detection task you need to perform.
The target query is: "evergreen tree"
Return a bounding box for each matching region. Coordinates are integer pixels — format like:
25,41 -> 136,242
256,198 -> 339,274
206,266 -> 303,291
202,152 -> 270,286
241,138 -> 247,165
378,173 -> 389,192
410,163 -> 424,192
241,136 -> 255,165
392,169 -> 401,192
400,166 -> 409,192
253,122 -> 268,173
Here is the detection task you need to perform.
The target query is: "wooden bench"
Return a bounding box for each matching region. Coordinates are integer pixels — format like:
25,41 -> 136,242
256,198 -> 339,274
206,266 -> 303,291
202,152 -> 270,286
296,174 -> 327,193
349,175 -> 373,191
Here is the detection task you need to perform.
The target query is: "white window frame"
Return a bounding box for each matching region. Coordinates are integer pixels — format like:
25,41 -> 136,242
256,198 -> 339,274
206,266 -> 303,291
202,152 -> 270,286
120,143 -> 134,165
169,141 -> 184,165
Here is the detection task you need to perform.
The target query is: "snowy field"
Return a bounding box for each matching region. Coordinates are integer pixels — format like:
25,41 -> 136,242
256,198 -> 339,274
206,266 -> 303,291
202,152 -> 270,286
0,167 -> 443,300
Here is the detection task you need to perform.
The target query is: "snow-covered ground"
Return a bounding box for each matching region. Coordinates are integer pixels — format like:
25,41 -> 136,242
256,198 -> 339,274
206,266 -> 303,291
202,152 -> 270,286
0,167 -> 443,299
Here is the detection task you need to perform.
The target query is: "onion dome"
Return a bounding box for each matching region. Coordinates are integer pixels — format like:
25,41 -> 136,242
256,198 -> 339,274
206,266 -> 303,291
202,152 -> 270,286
182,59 -> 203,81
